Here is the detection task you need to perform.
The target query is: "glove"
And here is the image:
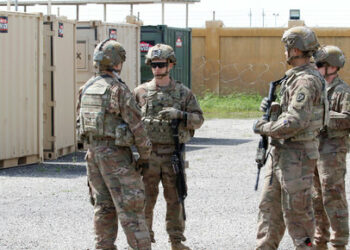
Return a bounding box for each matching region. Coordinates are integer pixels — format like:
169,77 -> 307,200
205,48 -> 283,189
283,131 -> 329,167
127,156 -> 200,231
253,119 -> 268,134
136,158 -> 149,171
260,97 -> 269,112
159,107 -> 184,120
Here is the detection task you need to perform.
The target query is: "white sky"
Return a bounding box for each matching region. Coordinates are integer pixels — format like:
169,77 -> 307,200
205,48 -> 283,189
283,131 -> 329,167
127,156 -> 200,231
2,0 -> 350,27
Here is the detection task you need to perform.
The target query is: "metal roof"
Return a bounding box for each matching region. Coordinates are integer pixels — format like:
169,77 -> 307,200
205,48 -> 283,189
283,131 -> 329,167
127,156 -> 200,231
0,0 -> 199,6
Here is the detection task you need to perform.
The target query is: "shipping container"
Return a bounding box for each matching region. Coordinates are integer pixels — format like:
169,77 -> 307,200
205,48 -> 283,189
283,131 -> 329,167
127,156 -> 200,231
140,25 -> 192,88
43,15 -> 77,160
76,21 -> 140,91
0,11 -> 43,168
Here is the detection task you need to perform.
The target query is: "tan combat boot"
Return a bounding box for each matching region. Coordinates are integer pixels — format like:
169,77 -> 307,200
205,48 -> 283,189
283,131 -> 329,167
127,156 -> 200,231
171,241 -> 191,250
329,246 -> 346,250
314,244 -> 328,250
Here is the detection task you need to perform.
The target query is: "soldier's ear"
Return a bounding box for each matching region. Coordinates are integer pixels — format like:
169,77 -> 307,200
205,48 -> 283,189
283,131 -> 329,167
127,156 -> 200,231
168,62 -> 174,70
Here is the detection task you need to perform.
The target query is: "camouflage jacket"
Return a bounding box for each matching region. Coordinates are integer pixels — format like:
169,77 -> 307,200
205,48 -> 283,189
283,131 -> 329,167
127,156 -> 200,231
260,64 -> 327,158
77,73 -> 151,159
133,78 -> 204,145
319,76 -> 350,153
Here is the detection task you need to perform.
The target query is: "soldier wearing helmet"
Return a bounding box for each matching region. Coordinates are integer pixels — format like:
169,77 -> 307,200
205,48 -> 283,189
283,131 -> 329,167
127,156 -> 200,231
133,44 -> 204,250
313,46 -> 349,250
77,39 -> 152,250
253,26 -> 328,249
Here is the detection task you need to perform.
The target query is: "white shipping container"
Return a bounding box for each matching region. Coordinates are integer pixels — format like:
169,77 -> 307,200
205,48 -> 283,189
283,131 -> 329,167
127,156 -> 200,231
76,20 -> 140,91
43,15 -> 77,160
0,11 -> 43,168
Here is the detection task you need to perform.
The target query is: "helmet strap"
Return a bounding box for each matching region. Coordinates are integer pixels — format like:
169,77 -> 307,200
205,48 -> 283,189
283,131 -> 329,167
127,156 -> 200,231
324,65 -> 338,78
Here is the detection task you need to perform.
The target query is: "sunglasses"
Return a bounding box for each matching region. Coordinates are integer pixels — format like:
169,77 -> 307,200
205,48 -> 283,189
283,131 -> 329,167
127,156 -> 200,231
150,62 -> 168,68
316,62 -> 327,68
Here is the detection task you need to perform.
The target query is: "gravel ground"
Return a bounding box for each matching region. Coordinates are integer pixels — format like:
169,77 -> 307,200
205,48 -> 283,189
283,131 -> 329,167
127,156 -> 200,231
1,119 -> 349,250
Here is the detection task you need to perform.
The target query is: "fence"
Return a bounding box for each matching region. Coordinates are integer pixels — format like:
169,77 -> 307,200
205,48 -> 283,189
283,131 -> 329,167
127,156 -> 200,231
192,21 -> 350,96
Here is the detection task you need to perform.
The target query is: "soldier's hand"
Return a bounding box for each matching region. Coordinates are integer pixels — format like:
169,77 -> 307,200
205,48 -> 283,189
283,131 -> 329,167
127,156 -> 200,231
136,158 -> 149,170
260,97 -> 269,112
253,119 -> 268,134
159,107 -> 183,119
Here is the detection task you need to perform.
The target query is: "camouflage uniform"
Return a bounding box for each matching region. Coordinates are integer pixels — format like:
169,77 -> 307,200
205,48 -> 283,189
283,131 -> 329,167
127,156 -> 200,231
313,46 -> 349,250
255,63 -> 327,249
77,40 -> 152,250
133,78 -> 204,245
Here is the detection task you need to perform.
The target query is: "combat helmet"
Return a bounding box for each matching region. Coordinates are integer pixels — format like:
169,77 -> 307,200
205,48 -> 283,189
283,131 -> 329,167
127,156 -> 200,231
145,44 -> 176,65
314,45 -> 345,68
282,26 -> 320,54
93,39 -> 126,71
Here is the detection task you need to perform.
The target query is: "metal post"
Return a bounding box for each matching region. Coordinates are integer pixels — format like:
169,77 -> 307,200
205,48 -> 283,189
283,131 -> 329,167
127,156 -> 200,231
137,12 -> 140,21
162,3 -> 164,24
76,5 -> 79,21
249,8 -> 252,27
7,0 -> 10,11
130,3 -> 133,16
57,7 -> 60,16
24,5 -> 27,12
262,9 -> 265,27
186,3 -> 189,28
47,0 -> 52,15
273,13 -> 279,27
213,11 -> 215,21
104,3 -> 107,22
15,0 -> 18,11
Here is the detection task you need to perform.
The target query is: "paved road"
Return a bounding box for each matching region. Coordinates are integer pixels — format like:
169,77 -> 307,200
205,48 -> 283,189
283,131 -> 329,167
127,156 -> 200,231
1,119 -> 349,249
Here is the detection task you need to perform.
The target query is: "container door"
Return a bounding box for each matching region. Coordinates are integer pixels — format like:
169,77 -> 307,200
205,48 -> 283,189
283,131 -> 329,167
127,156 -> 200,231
140,26 -> 163,83
165,27 -> 192,89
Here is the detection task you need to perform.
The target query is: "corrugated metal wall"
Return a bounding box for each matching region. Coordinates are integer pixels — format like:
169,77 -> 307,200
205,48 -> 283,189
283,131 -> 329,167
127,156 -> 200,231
76,21 -> 140,91
43,16 -> 76,160
0,11 -> 43,167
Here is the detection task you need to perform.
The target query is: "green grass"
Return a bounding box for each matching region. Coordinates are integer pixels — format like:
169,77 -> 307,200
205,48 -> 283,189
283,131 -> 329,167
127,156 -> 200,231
198,92 -> 263,119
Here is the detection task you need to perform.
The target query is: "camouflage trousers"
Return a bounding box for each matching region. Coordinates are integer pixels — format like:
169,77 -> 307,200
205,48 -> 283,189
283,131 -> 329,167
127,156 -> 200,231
86,145 -> 151,250
313,151 -> 349,248
256,146 -> 316,250
142,147 -> 185,243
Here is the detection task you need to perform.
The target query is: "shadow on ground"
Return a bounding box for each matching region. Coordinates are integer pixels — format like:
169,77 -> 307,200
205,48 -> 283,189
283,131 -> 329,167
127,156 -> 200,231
0,151 -> 87,178
188,137 -> 252,146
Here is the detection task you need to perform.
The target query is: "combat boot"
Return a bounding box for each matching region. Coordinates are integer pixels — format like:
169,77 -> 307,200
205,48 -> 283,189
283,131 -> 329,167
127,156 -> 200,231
171,241 -> 191,250
329,246 -> 346,250
314,243 -> 328,250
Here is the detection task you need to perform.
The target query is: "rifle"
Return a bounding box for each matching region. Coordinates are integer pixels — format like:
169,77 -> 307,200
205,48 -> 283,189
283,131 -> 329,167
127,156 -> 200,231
171,119 -> 187,220
255,75 -> 287,191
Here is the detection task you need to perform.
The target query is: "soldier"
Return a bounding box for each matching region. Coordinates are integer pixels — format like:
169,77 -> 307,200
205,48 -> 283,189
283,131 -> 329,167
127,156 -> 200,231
133,44 -> 204,250
253,26 -> 328,249
77,39 -> 152,250
313,46 -> 349,250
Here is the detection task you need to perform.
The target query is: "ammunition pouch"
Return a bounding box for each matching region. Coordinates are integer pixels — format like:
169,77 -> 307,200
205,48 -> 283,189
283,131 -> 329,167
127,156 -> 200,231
142,117 -> 191,144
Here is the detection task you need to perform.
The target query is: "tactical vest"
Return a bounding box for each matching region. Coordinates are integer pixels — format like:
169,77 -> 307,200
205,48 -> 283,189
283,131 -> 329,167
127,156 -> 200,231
141,80 -> 191,145
79,76 -> 134,146
280,68 -> 329,141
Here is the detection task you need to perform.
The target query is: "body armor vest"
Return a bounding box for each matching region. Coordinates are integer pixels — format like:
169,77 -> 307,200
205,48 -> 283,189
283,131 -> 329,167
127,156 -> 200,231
79,76 -> 134,146
142,80 -> 191,145
280,68 -> 329,141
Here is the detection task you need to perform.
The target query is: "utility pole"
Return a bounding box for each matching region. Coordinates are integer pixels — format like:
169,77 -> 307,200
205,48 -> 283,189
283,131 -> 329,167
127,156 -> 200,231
249,8 -> 252,27
262,9 -> 265,27
213,11 -> 215,21
273,13 -> 279,27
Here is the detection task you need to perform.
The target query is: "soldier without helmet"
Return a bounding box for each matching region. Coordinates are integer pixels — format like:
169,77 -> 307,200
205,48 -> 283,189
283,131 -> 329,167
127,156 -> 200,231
253,26 -> 329,249
133,44 -> 204,250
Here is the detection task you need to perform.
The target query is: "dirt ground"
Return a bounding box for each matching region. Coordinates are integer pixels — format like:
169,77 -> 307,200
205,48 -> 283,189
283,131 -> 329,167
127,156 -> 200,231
1,119 -> 349,250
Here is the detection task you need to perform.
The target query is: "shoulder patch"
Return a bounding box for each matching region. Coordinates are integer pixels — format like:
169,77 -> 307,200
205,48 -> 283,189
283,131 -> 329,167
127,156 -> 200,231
296,92 -> 305,102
